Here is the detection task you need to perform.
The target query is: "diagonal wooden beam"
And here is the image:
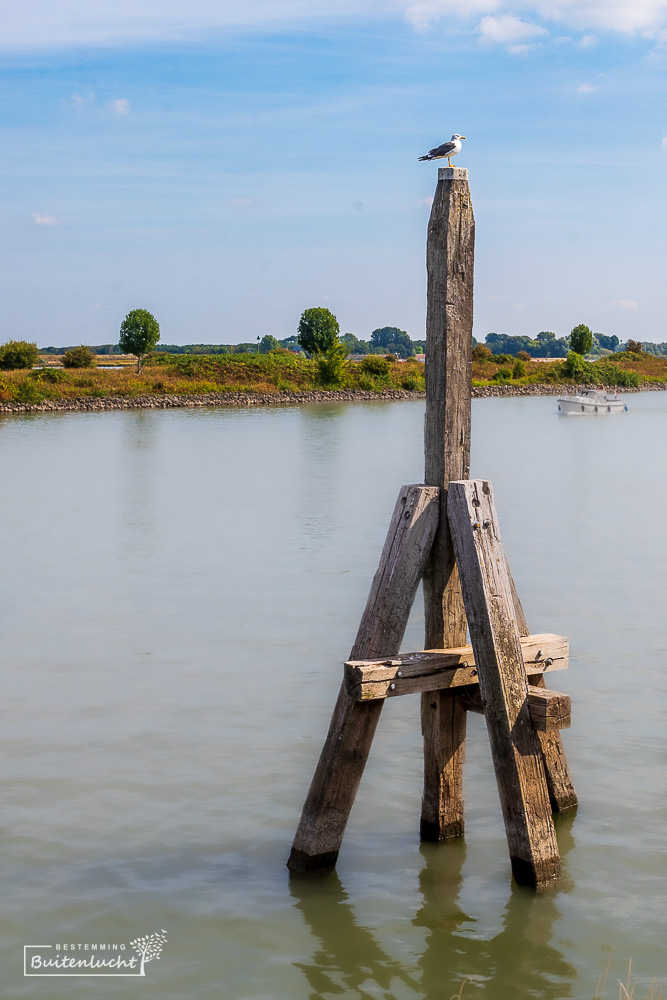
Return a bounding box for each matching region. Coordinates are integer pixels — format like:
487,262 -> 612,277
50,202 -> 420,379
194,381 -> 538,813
506,564 -> 578,813
447,479 -> 560,888
287,484 -> 440,875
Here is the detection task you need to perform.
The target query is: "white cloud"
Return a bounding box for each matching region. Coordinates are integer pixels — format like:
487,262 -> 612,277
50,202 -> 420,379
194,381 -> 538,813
580,32 -> 597,44
662,136 -> 667,149
1,0 -> 667,49
577,82 -> 597,92
611,298 -> 639,310
418,196 -> 434,206
72,91 -> 94,105
477,13 -> 548,49
113,98 -> 130,114
525,0 -> 667,33
32,212 -> 61,225
404,0 -> 497,32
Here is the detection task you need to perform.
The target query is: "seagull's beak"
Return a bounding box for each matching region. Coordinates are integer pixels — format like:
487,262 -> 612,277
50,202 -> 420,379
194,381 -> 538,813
460,135 -> 467,139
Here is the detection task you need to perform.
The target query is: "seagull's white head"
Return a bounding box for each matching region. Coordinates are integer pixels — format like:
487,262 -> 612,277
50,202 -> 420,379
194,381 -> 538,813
451,134 -> 467,140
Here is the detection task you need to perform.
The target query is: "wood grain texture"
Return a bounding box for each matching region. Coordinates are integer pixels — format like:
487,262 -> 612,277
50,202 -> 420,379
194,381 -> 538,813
526,688 -> 571,732
421,168 -> 475,840
463,686 -> 571,732
447,479 -> 561,887
345,633 -> 568,701
288,484 -> 440,874
505,563 -> 578,812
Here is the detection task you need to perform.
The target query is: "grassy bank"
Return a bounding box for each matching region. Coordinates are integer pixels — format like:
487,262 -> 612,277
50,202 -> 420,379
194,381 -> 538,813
1,350 -> 665,407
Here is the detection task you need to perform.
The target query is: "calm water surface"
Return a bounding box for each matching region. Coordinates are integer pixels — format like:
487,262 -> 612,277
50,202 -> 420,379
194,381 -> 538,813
1,393 -> 666,999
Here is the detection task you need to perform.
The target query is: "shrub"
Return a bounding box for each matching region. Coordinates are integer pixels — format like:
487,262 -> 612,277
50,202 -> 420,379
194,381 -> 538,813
564,350 -> 586,378
315,342 -> 349,388
401,374 -> 424,391
512,359 -> 526,379
492,353 -> 513,365
516,350 -> 531,362
0,340 -> 39,370
12,378 -> 47,403
472,344 -> 493,361
32,367 -> 66,383
63,345 -> 96,368
492,367 -> 513,383
627,339 -> 643,354
595,364 -> 641,388
361,356 -> 390,377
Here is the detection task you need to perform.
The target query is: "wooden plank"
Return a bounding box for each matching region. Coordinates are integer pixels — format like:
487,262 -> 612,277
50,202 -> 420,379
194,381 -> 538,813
447,479 -> 560,888
505,563 -> 578,812
421,166 -> 475,841
463,686 -> 571,732
287,484 -> 440,874
345,633 -> 568,701
526,688 -> 571,732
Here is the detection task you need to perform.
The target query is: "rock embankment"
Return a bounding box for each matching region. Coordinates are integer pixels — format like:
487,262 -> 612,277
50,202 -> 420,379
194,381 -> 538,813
0,382 -> 663,416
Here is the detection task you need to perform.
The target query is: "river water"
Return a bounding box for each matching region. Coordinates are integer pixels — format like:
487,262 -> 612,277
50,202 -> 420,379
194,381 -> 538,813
2,393 -> 666,999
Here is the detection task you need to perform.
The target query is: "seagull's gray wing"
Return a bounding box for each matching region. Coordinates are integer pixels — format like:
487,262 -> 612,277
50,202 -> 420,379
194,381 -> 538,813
427,141 -> 456,158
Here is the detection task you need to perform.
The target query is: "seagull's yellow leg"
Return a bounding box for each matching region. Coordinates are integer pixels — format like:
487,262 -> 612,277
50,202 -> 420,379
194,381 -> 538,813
447,157 -> 452,166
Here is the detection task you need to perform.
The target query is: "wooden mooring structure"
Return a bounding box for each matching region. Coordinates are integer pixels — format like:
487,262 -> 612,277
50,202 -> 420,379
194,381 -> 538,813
287,167 -> 577,889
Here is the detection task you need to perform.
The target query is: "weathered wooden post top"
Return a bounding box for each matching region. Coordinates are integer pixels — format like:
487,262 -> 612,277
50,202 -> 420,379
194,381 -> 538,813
288,165 -> 576,889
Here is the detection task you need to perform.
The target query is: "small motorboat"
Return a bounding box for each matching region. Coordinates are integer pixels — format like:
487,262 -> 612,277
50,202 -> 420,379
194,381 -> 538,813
557,388 -> 627,415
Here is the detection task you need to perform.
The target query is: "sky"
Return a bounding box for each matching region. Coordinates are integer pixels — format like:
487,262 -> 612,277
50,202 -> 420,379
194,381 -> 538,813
1,1 -> 666,347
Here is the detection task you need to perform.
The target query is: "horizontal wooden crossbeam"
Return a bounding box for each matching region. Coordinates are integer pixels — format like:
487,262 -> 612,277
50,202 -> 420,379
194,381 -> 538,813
461,685 -> 571,732
345,632 -> 568,702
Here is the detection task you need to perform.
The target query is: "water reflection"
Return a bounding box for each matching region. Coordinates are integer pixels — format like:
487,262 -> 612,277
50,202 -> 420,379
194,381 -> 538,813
290,871 -> 420,999
291,819 -> 577,1000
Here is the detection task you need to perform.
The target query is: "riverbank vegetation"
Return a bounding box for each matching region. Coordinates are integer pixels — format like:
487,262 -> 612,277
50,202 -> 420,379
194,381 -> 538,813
1,346 -> 666,406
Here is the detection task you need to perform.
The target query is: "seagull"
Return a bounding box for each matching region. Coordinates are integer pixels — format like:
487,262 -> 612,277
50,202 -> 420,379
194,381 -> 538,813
418,134 -> 466,166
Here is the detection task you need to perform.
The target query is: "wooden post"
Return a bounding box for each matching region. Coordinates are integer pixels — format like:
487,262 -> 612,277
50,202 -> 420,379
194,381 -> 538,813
508,566 -> 578,812
447,479 -> 560,887
288,484 -> 440,874
421,165 -> 475,841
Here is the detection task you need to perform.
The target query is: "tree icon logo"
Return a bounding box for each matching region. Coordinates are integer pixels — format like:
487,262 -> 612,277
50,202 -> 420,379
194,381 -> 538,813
129,930 -> 167,976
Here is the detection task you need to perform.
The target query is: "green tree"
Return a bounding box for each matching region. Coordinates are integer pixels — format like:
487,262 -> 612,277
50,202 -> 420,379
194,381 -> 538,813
596,334 -> 619,352
119,309 -> 161,372
370,327 -> 414,359
297,307 -> 340,355
341,332 -> 370,355
569,324 -> 593,356
0,339 -> 39,370
63,345 -> 96,368
258,335 -> 280,354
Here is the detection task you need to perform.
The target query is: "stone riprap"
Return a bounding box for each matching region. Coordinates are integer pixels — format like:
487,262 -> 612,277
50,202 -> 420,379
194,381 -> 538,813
0,382 -> 663,416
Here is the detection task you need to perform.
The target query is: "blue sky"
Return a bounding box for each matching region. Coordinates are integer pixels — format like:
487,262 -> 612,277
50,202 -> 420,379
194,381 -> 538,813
1,1 -> 666,347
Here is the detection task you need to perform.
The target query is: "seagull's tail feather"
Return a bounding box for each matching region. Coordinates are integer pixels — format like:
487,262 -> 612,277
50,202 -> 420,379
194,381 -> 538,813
418,155 -> 431,161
